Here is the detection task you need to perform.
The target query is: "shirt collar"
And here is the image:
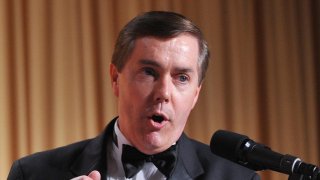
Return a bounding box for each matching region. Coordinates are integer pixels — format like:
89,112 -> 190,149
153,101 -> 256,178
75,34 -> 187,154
113,119 -> 132,153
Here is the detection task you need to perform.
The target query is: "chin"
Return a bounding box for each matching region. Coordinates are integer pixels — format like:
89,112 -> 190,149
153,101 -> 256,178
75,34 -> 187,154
141,135 -> 167,153
142,133 -> 176,153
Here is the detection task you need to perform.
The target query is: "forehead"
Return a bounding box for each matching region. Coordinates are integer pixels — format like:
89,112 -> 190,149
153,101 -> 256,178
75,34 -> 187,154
122,34 -> 201,83
130,35 -> 199,65
136,34 -> 198,51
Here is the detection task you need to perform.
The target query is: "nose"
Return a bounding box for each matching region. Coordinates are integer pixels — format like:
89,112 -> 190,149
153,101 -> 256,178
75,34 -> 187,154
154,77 -> 171,103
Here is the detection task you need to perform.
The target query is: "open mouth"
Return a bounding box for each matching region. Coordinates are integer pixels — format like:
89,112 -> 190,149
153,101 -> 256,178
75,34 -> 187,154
151,115 -> 165,123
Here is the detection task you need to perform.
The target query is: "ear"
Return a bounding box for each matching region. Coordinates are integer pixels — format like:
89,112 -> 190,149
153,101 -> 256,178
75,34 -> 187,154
110,64 -> 119,97
191,84 -> 202,109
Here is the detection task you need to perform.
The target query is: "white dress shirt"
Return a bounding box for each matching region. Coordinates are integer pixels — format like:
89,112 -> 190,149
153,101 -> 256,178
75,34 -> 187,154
106,120 -> 166,180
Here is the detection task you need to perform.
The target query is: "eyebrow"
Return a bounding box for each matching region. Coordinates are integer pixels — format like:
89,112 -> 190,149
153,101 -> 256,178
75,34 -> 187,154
138,59 -> 195,73
139,59 -> 161,67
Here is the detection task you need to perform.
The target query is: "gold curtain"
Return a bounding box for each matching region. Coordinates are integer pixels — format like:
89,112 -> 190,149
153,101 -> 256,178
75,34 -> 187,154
0,0 -> 319,179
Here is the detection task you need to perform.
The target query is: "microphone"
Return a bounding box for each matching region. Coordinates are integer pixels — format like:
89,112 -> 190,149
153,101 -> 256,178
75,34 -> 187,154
210,130 -> 320,179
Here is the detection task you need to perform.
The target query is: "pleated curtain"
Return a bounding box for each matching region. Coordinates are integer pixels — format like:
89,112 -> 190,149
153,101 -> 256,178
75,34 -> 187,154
0,0 -> 319,179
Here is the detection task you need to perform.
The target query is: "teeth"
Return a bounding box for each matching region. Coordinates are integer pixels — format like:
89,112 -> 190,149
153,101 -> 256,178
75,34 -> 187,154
152,115 -> 164,123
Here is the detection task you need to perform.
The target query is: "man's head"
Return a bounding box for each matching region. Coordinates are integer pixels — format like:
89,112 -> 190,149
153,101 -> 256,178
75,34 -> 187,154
112,11 -> 210,85
110,11 -> 210,154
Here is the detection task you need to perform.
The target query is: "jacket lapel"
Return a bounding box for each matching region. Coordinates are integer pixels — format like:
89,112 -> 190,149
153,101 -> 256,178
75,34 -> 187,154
70,118 -> 117,179
170,133 -> 204,180
69,119 -> 204,180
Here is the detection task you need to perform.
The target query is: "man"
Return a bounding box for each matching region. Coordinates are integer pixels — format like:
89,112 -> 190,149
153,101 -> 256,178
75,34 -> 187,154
8,11 -> 260,180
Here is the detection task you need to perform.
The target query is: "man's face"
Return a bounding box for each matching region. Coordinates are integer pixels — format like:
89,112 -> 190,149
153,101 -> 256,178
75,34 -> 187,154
110,34 -> 202,154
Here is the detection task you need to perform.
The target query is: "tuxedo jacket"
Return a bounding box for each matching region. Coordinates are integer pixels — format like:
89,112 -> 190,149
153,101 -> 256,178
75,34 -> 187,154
8,118 -> 260,180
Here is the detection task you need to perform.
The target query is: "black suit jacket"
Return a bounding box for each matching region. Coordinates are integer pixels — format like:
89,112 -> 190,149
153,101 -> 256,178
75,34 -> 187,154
8,118 -> 260,180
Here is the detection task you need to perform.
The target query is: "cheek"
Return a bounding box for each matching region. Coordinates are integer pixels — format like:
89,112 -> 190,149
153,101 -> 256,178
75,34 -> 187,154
174,97 -> 193,121
132,81 -> 154,99
178,90 -> 199,110
119,80 -> 152,112
170,112 -> 188,141
172,89 -> 199,124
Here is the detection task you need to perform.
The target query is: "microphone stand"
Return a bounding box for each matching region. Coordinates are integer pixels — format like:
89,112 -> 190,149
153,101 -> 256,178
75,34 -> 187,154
288,173 -> 320,180
287,162 -> 320,180
289,173 -> 313,180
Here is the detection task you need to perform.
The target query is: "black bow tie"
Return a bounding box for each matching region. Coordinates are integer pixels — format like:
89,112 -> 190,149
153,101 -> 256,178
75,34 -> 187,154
121,144 -> 177,178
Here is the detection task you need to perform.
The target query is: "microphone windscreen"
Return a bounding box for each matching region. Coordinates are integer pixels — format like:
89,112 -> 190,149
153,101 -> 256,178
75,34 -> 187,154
210,130 -> 249,162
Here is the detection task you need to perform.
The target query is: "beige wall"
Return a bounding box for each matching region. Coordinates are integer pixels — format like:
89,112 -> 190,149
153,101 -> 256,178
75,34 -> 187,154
1,0 -> 319,179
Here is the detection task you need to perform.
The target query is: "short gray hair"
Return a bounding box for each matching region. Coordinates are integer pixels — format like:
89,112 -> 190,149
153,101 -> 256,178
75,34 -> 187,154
112,11 -> 210,84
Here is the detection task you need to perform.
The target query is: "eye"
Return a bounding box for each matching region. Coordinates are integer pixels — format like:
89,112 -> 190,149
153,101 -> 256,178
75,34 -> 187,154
141,67 -> 159,80
143,67 -> 156,76
177,74 -> 189,83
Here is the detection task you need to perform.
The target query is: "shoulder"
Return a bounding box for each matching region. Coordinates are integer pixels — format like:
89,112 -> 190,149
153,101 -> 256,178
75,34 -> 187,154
22,138 -> 91,166
179,134 -> 260,180
8,119 -> 116,180
8,138 -> 92,180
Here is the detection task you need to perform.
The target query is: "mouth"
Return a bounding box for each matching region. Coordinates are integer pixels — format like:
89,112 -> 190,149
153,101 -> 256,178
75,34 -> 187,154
147,113 -> 169,129
151,114 -> 165,123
